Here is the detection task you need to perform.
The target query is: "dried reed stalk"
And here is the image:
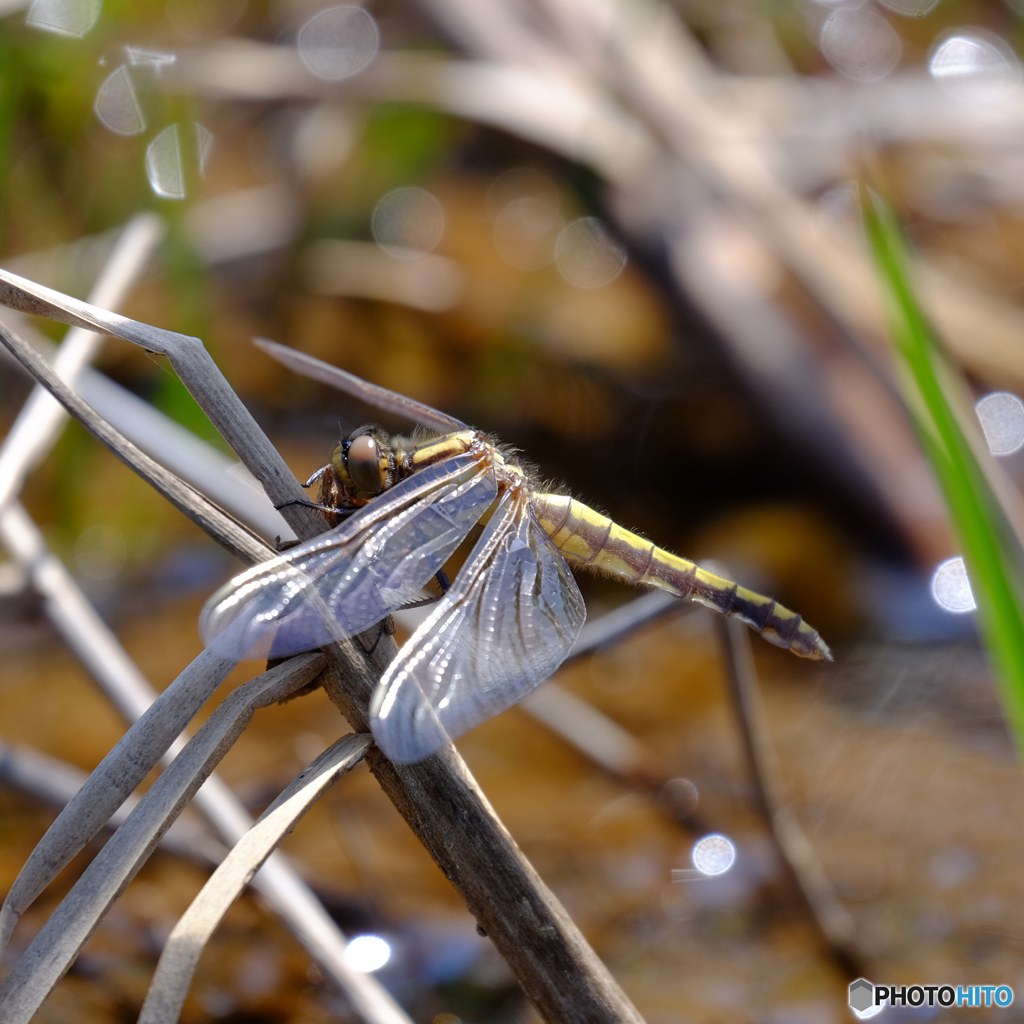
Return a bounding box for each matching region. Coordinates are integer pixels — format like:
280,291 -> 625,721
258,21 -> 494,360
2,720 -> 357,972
0,274 -> 646,1024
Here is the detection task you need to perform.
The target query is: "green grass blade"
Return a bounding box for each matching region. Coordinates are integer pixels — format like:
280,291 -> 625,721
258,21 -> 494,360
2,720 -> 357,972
863,187 -> 1024,750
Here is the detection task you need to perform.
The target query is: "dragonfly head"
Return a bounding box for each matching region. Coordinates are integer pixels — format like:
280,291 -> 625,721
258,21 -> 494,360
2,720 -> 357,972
331,426 -> 394,503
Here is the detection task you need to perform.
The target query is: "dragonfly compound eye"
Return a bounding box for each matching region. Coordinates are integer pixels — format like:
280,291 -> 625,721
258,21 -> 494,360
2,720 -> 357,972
347,434 -> 384,495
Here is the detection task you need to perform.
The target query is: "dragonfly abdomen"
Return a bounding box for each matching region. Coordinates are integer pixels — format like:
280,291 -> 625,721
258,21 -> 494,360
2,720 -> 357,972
532,493 -> 831,662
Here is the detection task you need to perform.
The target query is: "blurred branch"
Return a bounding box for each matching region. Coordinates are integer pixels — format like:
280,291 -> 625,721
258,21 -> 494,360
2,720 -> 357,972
0,738 -> 226,866
0,646 -> 237,960
569,590 -> 681,657
0,213 -> 164,510
403,0 -> 961,562
714,615 -> 865,978
0,320 -> 294,542
186,5 -> 1024,564
0,267 -> 324,541
174,34 -> 953,559
171,27 -> 1024,559
523,592 -> 708,829
304,239 -> 465,313
172,35 -> 1024,395
522,683 -> 663,787
0,318 -> 269,565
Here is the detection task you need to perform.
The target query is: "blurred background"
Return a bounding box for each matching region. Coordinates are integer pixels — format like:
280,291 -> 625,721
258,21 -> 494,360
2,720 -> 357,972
2,0 -> 1024,1020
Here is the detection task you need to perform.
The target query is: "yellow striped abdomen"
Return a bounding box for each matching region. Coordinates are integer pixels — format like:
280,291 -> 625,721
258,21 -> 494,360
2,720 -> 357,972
532,493 -> 831,662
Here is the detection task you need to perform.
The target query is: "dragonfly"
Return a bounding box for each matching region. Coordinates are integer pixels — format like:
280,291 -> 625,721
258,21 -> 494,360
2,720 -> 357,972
200,339 -> 831,764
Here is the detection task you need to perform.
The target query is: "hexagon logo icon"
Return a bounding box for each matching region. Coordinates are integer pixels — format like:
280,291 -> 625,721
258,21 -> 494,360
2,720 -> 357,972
849,978 -> 883,1019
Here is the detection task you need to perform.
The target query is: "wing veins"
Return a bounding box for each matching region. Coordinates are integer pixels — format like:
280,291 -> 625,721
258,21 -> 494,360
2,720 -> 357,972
370,488 -> 586,762
200,455 -> 496,658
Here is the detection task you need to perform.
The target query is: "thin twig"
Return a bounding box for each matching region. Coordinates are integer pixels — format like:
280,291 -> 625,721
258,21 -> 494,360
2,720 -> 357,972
520,592 -> 709,831
568,590 -> 682,660
0,319 -> 293,541
518,681 -> 709,829
254,336 -> 465,432
0,267 -> 323,541
713,614 -> 865,978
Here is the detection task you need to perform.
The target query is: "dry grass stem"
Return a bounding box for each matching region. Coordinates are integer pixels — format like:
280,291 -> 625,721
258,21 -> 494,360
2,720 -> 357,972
0,645 -> 234,961
139,733 -> 375,1024
0,654 -> 327,1024
0,319 -> 270,565
0,739 -> 224,865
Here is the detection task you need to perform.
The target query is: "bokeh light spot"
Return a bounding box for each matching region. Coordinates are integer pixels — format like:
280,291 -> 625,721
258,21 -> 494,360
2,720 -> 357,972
195,122 -> 214,176
145,124 -> 186,199
820,7 -> 902,83
931,557 -> 976,614
343,935 -> 391,972
94,65 -> 146,136
372,187 -> 445,259
692,834 -> 736,876
929,32 -> 1020,101
554,217 -> 627,290
975,391 -> 1024,455
26,0 -> 101,38
297,5 -> 380,81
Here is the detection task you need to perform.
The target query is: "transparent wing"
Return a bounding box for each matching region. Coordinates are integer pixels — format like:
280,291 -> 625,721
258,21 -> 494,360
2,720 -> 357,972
253,338 -> 466,433
199,454 -> 498,660
370,487 -> 587,763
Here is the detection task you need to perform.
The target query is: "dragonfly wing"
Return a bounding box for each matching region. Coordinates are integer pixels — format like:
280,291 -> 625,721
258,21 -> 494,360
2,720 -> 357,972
370,488 -> 587,763
199,454 -> 497,660
253,338 -> 466,433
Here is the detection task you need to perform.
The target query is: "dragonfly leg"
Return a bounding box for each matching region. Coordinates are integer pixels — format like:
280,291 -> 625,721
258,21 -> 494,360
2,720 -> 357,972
362,615 -> 397,655
301,465 -> 330,489
274,497 -> 356,516
396,595 -> 440,611
390,570 -> 450,614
